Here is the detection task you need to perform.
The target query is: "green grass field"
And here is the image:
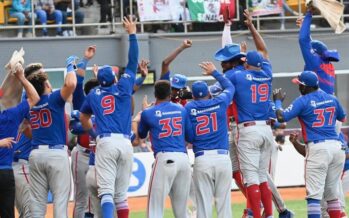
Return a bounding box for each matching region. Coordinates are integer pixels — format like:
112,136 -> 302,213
130,198 -> 349,218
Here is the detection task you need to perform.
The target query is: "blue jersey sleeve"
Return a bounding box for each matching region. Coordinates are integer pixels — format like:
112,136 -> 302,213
80,94 -> 93,115
118,34 -> 138,95
281,97 -> 305,122
212,70 -> 234,107
262,59 -> 272,77
299,12 -> 320,70
335,98 -> 346,121
138,112 -> 150,139
72,75 -> 86,110
184,111 -> 194,143
7,100 -> 30,126
160,71 -> 170,81
51,89 -> 65,107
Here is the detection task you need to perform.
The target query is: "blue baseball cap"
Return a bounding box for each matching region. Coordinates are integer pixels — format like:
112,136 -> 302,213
192,81 -> 209,98
292,71 -> 319,87
97,65 -> 116,87
170,74 -> 187,89
246,51 -> 263,68
311,40 -> 340,62
209,84 -> 222,97
214,44 -> 246,62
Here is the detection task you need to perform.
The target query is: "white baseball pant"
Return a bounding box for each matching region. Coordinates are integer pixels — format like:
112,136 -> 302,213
86,165 -> 102,218
193,150 -> 232,218
71,144 -> 91,218
13,159 -> 31,218
95,134 -> 133,204
147,152 -> 191,218
237,121 -> 273,186
305,140 -> 345,201
29,146 -> 71,218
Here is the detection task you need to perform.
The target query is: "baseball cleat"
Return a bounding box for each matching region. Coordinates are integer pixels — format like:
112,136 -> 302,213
279,209 -> 295,218
242,208 -> 254,218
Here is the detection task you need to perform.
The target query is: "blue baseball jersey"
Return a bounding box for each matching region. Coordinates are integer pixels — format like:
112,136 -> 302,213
228,59 -> 273,123
138,102 -> 193,156
13,132 -> 32,161
0,100 -> 30,169
280,90 -> 346,143
80,34 -> 138,136
27,90 -> 67,146
185,71 -> 234,153
299,12 -> 335,95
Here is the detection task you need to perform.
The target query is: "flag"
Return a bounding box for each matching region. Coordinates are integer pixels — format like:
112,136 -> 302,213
137,0 -> 183,21
188,0 -> 235,22
248,0 -> 283,16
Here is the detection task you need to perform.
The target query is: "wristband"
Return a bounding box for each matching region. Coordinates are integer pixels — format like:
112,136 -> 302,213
67,64 -> 75,73
135,76 -> 146,86
77,58 -> 89,70
274,100 -> 282,110
88,128 -> 97,139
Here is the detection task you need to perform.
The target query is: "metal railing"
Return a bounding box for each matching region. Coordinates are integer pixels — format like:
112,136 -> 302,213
0,0 -> 348,37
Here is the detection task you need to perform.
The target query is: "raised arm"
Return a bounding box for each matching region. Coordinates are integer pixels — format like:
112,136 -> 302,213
60,56 -> 78,101
125,16 -> 139,74
297,10 -> 319,69
133,60 -> 149,93
161,39 -> 192,79
222,23 -> 233,48
273,88 -> 303,123
14,64 -> 39,108
73,45 -> 96,110
244,9 -> 268,60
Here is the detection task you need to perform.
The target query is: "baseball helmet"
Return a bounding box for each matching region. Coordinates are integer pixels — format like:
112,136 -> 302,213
97,65 -> 116,87
170,74 -> 187,89
246,50 -> 263,68
311,40 -> 339,62
192,81 -> 209,98
214,44 -> 246,62
292,71 -> 319,87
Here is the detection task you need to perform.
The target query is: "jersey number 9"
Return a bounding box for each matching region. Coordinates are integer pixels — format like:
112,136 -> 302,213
101,95 -> 115,115
159,117 -> 182,138
29,109 -> 52,129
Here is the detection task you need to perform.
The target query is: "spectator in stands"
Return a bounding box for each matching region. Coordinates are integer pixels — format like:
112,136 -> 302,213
10,0 -> 33,38
55,0 -> 84,36
98,0 -> 111,27
34,0 -> 64,36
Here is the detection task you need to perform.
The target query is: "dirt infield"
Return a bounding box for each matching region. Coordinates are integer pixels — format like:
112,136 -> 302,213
20,187 -> 306,217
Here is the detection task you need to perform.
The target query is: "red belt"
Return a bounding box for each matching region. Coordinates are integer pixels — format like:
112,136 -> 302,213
242,120 -> 271,127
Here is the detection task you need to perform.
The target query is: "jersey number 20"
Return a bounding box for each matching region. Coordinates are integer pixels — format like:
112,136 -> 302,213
101,95 -> 115,115
159,117 -> 182,138
30,109 -> 52,129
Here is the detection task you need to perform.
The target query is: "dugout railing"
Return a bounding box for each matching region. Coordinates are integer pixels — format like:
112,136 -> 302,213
0,0 -> 348,37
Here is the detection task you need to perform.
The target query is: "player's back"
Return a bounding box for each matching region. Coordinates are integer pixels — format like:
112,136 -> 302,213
297,90 -> 345,142
232,69 -> 272,123
140,102 -> 188,155
86,85 -> 132,136
185,96 -> 230,153
28,90 -> 66,146
13,133 -> 31,161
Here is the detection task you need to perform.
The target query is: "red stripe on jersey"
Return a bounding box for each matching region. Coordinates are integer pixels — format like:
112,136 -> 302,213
298,118 -> 308,143
319,63 -> 335,77
232,101 -> 239,124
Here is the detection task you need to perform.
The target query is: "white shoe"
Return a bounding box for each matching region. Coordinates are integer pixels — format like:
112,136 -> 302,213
62,30 -> 69,37
68,30 -> 74,36
17,32 -> 23,38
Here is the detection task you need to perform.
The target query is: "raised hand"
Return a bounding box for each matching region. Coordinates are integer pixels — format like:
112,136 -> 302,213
142,95 -> 153,110
181,39 -> 192,49
199,62 -> 216,76
84,45 -> 97,60
66,55 -> 79,68
138,59 -> 150,77
123,15 -> 137,35
14,63 -> 24,79
296,17 -> 304,28
92,64 -> 98,78
240,41 -> 247,53
273,88 -> 286,102
243,9 -> 253,27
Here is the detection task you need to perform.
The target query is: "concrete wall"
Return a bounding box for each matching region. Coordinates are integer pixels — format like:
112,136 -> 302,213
1,31 -> 349,128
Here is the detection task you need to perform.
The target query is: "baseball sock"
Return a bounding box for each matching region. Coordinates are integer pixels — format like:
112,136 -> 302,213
259,182 -> 273,217
115,200 -> 129,218
327,199 -> 341,218
101,194 -> 114,218
246,184 -> 261,218
233,171 -> 247,197
307,198 -> 321,218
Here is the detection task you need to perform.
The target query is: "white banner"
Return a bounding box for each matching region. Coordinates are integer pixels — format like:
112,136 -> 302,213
137,0 -> 184,21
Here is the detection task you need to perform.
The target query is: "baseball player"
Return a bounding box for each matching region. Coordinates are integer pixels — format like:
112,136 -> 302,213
185,62 -> 234,218
70,45 -> 97,218
26,55 -> 78,217
0,62 -> 39,218
273,70 -> 346,218
137,79 -> 193,218
225,9 -> 274,218
160,39 -> 191,106
80,16 -> 138,218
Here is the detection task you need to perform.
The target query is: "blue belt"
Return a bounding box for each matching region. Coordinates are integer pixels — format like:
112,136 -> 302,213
311,139 -> 339,144
32,144 -> 65,150
98,133 -> 130,140
194,149 -> 228,158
